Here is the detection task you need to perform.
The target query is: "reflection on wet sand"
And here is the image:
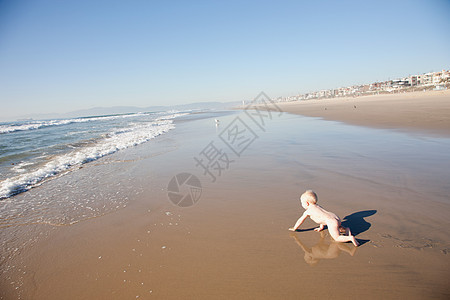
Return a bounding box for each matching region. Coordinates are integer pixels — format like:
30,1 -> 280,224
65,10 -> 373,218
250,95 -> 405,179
290,232 -> 356,266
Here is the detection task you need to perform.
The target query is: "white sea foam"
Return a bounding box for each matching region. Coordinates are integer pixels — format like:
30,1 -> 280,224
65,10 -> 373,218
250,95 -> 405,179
156,112 -> 190,121
0,112 -> 148,134
0,116 -> 180,199
11,161 -> 35,173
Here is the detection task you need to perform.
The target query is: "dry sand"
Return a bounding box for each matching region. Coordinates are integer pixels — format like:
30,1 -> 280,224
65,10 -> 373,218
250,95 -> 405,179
1,105 -> 450,299
274,89 -> 450,136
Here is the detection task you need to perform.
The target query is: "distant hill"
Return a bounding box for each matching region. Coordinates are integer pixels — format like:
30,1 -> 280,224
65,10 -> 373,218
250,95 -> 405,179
13,101 -> 241,121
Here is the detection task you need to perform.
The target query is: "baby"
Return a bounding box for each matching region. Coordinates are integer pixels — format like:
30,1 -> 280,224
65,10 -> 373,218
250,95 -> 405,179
289,190 -> 359,246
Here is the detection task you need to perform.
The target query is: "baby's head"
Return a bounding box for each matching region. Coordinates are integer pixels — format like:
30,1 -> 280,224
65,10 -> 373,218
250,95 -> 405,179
300,190 -> 317,209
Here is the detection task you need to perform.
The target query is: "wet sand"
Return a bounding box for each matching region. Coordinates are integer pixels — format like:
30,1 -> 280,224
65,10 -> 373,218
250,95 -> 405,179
274,90 -> 450,136
1,110 -> 450,299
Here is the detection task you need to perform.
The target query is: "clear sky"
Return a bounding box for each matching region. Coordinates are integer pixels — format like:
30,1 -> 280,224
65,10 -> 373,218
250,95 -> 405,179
0,0 -> 449,120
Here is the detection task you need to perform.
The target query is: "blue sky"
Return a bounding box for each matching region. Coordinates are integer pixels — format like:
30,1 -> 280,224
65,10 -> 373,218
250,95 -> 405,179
0,0 -> 449,120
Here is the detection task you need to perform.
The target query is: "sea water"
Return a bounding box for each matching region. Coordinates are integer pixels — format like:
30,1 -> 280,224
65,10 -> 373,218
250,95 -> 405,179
0,111 -> 188,200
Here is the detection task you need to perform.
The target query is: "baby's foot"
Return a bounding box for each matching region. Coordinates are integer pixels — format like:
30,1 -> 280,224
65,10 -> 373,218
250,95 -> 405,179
314,225 -> 324,232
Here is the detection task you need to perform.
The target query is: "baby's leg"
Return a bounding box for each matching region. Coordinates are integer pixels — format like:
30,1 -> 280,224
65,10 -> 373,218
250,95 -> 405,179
329,224 -> 359,246
339,226 -> 351,236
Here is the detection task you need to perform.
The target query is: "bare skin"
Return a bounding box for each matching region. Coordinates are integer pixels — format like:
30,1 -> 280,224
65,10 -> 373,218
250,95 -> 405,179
289,193 -> 359,247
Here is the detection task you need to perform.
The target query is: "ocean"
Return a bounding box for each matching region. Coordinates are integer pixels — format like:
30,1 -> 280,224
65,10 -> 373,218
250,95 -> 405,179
0,111 -> 189,200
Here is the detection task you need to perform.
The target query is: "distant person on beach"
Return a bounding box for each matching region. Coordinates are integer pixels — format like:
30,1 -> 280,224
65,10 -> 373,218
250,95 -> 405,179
289,190 -> 359,246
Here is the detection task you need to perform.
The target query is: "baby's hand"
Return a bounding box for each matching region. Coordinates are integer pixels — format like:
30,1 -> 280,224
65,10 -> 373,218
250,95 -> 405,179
288,227 -> 297,232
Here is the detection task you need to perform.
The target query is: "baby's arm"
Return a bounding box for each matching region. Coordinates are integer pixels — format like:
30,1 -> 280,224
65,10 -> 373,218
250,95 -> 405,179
289,211 -> 309,231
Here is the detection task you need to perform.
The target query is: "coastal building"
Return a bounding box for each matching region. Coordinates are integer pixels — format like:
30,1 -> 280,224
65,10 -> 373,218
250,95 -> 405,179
409,75 -> 418,86
391,79 -> 410,88
432,72 -> 442,85
422,73 -> 434,86
282,68 -> 449,104
442,70 -> 450,83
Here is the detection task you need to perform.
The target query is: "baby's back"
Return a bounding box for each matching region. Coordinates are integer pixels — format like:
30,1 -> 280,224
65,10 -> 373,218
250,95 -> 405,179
308,204 -> 340,226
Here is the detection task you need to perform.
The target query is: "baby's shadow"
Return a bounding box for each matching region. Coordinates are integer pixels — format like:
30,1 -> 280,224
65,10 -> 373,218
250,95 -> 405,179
341,210 -> 377,238
294,227 -> 316,232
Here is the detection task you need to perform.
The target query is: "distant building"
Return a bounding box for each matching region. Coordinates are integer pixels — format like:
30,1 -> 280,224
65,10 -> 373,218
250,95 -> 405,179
432,72 -> 442,85
409,75 -> 418,86
422,72 -> 434,85
275,68 -> 449,104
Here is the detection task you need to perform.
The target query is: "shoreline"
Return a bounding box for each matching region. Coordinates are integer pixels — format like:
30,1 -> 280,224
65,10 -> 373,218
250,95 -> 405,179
269,89 -> 450,136
1,110 -> 449,299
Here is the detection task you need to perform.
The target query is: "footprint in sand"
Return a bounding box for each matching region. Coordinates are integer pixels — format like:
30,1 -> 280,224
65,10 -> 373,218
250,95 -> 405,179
379,233 -> 442,251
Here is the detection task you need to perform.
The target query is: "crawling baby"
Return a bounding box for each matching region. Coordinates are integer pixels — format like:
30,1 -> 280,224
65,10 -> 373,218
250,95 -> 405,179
289,190 -> 359,247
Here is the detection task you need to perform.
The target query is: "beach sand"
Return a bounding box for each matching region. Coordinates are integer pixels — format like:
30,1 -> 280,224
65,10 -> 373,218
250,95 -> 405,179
273,89 -> 450,136
1,102 -> 450,299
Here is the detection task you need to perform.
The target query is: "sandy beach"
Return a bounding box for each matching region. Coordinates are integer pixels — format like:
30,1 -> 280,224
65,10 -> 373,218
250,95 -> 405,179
2,0 -> 450,299
1,100 -> 450,299
274,89 -> 450,136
